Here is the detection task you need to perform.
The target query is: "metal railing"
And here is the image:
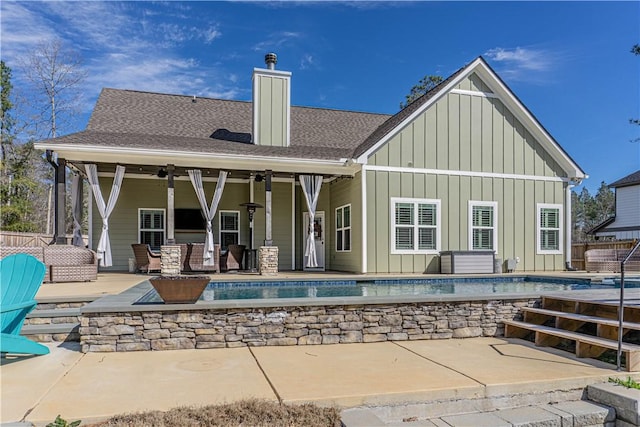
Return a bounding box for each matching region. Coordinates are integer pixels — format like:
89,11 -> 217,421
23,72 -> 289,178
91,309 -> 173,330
617,239 -> 640,370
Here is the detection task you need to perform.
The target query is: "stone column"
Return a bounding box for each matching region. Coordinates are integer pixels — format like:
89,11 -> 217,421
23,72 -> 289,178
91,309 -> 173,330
161,245 -> 181,276
259,246 -> 278,275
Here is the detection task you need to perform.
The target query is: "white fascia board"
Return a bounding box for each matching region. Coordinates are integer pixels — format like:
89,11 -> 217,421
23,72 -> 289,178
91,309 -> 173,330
471,63 -> 586,180
253,68 -> 292,78
355,58 -> 484,164
363,164 -> 566,183
35,143 -> 360,176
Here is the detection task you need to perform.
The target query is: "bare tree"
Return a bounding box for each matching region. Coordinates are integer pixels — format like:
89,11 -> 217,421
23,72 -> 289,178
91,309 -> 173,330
20,38 -> 87,139
11,38 -> 87,234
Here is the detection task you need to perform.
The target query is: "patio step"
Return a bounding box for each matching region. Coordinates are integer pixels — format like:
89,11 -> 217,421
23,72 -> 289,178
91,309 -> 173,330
342,399 -> 616,426
521,306 -> 640,333
503,294 -> 640,372
25,307 -> 81,321
21,322 -> 80,343
503,320 -> 640,371
20,298 -> 87,343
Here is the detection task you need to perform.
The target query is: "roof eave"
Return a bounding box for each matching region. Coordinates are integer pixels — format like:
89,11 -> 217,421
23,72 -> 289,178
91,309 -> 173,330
35,143 -> 361,177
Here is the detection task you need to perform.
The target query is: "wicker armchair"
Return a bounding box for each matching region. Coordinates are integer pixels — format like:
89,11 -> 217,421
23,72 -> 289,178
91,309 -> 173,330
186,243 -> 220,273
220,244 -> 246,272
131,244 -> 162,273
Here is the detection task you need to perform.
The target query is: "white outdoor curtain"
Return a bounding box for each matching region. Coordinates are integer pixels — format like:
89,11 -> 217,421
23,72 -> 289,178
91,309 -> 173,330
188,169 -> 228,266
85,164 -> 126,267
300,175 -> 323,268
71,174 -> 84,247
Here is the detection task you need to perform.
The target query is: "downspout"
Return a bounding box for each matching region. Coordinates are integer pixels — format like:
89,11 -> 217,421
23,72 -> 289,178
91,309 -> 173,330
565,180 -> 578,271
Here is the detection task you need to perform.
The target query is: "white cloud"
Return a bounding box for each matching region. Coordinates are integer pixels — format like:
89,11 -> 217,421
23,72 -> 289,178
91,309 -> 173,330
300,53 -> 314,70
202,27 -> 222,44
484,47 -> 556,82
1,1 -> 238,118
158,23 -> 222,46
252,31 -> 302,52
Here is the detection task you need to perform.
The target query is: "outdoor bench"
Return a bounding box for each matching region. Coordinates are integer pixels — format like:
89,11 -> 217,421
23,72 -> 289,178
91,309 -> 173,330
0,245 -> 98,282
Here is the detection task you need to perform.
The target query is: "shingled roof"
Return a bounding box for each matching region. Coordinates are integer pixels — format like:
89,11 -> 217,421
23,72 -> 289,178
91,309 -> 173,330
42,88 -> 390,162
609,170 -> 640,188
39,57 -> 585,180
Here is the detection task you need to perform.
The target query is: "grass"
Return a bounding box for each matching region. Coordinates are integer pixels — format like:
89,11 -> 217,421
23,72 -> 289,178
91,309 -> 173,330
85,399 -> 342,427
609,376 -> 640,390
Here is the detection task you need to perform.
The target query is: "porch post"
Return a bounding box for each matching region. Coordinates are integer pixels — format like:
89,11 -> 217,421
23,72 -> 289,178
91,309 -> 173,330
167,164 -> 175,244
264,169 -> 273,246
565,182 -> 575,270
54,158 -> 67,244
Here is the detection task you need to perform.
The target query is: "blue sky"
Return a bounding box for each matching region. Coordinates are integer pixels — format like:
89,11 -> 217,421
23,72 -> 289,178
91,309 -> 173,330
1,1 -> 638,192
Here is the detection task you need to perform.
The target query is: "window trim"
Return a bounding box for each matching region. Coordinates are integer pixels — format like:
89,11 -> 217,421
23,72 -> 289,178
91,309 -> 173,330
468,201 -> 498,253
390,197 -> 441,255
537,203 -> 563,255
218,210 -> 241,249
335,204 -> 352,253
138,208 -> 166,250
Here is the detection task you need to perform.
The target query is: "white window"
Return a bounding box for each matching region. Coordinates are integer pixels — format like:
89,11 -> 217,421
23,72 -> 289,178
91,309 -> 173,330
468,201 -> 498,252
336,204 -> 351,252
391,198 -> 440,254
139,209 -> 165,251
537,204 -> 562,254
219,210 -> 240,250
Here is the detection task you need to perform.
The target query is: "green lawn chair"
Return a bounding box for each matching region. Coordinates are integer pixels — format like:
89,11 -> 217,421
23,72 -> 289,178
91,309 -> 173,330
1,253 -> 49,356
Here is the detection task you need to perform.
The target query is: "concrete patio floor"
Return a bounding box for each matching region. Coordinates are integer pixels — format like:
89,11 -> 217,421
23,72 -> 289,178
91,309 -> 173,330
2,337 -> 633,426
2,271 -> 637,426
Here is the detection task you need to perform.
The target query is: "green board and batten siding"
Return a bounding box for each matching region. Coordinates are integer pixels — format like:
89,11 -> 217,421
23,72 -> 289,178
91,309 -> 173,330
365,74 -> 567,273
254,73 -> 289,147
328,173 -> 362,272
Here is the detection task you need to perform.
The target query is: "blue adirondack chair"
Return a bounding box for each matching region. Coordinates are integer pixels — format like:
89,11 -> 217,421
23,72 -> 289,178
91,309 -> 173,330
1,253 -> 49,355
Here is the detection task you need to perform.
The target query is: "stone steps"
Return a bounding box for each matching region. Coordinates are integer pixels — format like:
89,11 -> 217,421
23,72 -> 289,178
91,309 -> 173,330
21,323 -> 80,343
342,400 -> 616,427
20,297 -> 94,343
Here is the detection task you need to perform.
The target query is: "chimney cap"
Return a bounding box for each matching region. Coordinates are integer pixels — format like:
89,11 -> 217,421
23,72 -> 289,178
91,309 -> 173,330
265,52 -> 277,70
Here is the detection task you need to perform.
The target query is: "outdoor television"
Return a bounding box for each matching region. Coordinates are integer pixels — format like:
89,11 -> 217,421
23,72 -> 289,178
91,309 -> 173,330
175,208 -> 206,230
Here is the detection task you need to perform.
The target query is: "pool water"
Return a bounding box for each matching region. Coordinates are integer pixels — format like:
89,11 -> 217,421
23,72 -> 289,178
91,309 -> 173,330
136,276 -> 611,304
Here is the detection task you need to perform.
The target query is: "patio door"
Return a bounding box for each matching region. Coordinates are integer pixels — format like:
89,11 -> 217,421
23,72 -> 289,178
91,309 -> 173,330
303,211 -> 325,271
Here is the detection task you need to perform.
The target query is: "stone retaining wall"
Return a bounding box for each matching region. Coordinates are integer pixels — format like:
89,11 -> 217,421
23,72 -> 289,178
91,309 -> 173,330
80,299 -> 538,352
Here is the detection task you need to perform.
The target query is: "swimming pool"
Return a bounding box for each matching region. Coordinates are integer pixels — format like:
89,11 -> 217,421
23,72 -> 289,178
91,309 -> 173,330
136,276 -> 607,304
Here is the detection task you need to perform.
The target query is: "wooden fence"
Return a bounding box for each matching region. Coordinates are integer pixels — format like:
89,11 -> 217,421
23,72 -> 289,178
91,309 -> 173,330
572,240 -> 637,271
0,231 -> 87,247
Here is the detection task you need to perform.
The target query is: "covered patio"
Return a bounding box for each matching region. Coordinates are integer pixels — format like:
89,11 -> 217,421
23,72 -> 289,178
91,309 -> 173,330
42,155 -> 356,274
